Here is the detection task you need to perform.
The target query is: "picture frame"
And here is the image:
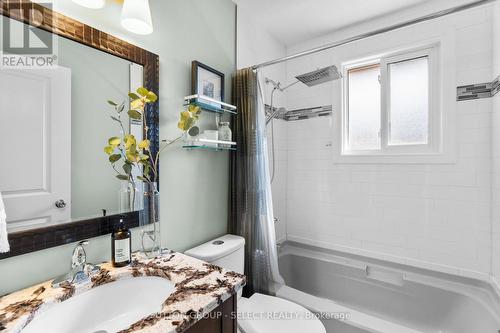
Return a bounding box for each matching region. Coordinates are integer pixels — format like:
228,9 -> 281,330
191,60 -> 225,103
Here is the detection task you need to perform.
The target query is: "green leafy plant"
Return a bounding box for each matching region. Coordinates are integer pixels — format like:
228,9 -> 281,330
104,87 -> 201,187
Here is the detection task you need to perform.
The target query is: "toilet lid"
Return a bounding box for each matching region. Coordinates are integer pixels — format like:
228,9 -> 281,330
238,293 -> 326,333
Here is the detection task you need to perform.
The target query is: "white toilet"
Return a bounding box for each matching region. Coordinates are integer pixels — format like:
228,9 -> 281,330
185,234 -> 326,333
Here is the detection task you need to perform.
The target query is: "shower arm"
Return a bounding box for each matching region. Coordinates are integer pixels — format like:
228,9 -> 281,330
278,80 -> 300,92
265,80 -> 302,124
265,78 -> 297,124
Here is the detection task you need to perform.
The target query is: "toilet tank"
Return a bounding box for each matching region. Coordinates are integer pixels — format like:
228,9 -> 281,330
185,234 -> 245,274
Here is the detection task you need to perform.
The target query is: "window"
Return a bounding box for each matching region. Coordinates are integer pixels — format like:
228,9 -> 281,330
342,46 -> 439,158
347,64 -> 381,150
387,55 -> 429,146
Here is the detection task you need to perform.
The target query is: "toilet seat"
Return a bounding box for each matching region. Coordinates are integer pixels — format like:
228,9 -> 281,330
238,293 -> 326,333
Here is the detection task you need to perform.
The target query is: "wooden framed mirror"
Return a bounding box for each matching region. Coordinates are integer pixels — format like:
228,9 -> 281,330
0,0 -> 159,259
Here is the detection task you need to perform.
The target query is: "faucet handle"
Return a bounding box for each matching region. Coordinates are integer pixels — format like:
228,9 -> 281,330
52,240 -> 99,288
71,240 -> 89,269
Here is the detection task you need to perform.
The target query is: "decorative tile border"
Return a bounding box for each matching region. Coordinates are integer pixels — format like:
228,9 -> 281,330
0,212 -> 139,260
265,105 -> 333,121
285,105 -> 333,121
457,82 -> 492,101
457,75 -> 500,101
492,75 -> 500,97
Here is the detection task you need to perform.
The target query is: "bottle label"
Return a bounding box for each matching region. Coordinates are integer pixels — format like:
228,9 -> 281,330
114,238 -> 130,263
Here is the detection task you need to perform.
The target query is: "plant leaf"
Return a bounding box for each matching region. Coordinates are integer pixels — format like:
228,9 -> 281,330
109,154 -> 121,163
128,93 -> 140,100
143,164 -> 151,177
128,109 -> 142,120
146,91 -> 157,102
177,110 -> 193,131
177,118 -> 184,129
107,100 -> 118,106
131,99 -> 144,110
104,146 -> 114,155
108,137 -> 121,146
137,87 -> 149,97
137,176 -> 147,181
123,163 -> 132,175
110,116 -> 120,122
126,151 -> 139,162
138,139 -> 151,149
117,103 -> 125,113
116,174 -> 129,181
124,134 -> 137,149
181,117 -> 194,131
188,104 -> 201,115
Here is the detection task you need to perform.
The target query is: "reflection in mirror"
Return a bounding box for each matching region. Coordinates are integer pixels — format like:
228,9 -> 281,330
0,17 -> 145,232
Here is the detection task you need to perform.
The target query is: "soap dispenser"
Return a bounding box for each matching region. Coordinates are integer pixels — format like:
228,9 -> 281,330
111,217 -> 131,267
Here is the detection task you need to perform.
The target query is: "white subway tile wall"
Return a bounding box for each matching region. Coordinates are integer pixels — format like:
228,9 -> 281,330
271,5 -> 496,279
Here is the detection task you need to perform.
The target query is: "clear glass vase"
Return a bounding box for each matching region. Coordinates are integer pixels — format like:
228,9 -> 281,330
119,181 -> 143,213
140,182 -> 161,258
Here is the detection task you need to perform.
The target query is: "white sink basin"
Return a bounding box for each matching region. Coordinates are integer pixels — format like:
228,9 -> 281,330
23,277 -> 175,333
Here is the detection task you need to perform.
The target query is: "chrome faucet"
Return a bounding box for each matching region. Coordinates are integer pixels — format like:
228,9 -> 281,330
52,240 -> 100,288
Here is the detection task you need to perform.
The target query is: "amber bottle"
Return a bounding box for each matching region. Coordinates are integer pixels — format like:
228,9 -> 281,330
111,218 -> 131,267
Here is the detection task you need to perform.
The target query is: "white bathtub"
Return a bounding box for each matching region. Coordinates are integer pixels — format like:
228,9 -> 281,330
277,242 -> 500,333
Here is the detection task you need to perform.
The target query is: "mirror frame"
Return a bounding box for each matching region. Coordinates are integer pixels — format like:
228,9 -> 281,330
0,0 -> 160,259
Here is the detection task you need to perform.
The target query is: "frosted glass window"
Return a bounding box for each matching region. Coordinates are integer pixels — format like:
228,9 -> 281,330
388,56 -> 429,145
347,64 -> 381,150
342,46 -> 438,159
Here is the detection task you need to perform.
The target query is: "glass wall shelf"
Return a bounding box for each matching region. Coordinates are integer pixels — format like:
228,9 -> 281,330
182,138 -> 236,151
182,145 -> 236,151
184,94 -> 237,115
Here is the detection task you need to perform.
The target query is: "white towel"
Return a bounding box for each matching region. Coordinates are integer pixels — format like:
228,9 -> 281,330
0,191 -> 9,253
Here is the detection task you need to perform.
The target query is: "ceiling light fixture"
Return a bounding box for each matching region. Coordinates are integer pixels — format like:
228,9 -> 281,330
121,0 -> 153,35
71,0 -> 105,9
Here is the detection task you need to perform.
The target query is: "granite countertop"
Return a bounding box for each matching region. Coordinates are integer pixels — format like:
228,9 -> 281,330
0,251 -> 246,333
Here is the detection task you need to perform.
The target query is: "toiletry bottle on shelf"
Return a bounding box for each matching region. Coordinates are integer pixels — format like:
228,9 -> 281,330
112,217 -> 131,267
218,122 -> 232,148
203,130 -> 219,148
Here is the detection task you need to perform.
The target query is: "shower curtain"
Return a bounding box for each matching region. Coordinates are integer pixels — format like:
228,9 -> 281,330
230,68 -> 284,296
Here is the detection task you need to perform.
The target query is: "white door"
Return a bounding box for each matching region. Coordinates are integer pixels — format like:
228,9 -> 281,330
0,67 -> 71,231
129,63 -> 144,198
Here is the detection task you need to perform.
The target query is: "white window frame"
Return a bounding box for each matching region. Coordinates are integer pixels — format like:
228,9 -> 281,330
338,44 -> 445,163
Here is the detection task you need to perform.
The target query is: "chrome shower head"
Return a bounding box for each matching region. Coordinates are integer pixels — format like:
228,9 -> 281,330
264,65 -> 341,125
295,65 -> 342,87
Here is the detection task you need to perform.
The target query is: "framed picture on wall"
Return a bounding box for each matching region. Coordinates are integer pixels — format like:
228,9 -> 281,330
191,60 -> 225,103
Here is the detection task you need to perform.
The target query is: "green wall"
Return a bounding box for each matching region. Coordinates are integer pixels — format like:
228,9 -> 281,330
0,0 -> 236,295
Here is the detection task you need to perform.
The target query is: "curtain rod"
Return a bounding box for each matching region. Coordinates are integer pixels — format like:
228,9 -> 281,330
251,0 -> 497,70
